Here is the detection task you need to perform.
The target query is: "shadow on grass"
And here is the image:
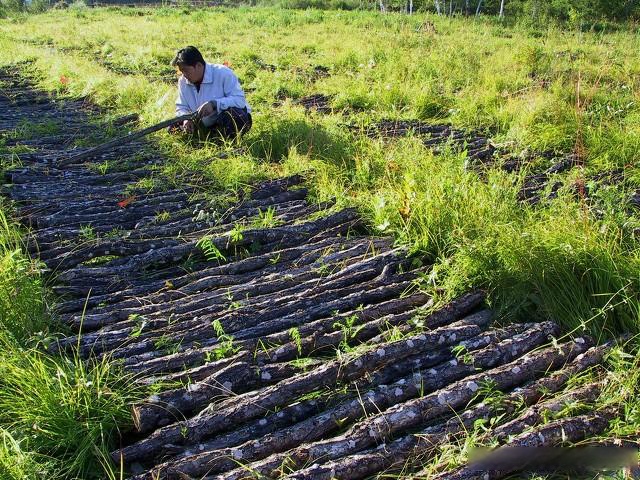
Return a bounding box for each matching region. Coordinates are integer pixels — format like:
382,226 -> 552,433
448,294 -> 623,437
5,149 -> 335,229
248,116 -> 356,170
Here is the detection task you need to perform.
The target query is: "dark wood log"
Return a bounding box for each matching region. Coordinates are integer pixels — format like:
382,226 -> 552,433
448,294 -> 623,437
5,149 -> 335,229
127,398 -> 327,480
61,253 -> 407,357
132,359 -> 321,433
492,381 -> 603,441
133,309 -> 490,434
8,166 -> 153,186
88,272 -> 416,361
442,338 -> 608,435
65,242 -> 375,332
283,340 -> 608,480
136,321 -> 556,478
54,235 -> 352,314
65,239 -> 397,334
427,408 -> 617,480
55,208 -> 361,292
112,314 -> 497,464
248,175 -> 304,200
125,293 -> 429,377
212,337 -> 591,480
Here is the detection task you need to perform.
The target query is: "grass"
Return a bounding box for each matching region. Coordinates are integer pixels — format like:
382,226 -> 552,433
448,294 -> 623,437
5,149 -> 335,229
0,4 -> 639,478
0,208 -> 146,479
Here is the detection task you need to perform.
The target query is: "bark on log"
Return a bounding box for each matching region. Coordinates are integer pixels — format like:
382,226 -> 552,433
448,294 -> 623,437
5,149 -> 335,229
134,309 -> 490,433
426,409 -> 617,480
57,113 -> 194,166
91,274 -> 417,361
491,381 -> 603,441
54,235 -> 353,314
55,208 -> 360,292
112,314 -> 498,464
61,255 -> 408,357
65,242 -> 400,338
132,359 -> 321,433
211,337 -> 591,480
135,321 -> 556,478
126,293 -> 430,377
282,341 -> 608,480
248,175 -> 305,200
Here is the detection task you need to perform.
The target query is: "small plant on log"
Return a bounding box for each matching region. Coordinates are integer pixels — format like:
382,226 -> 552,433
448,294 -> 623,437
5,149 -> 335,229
451,344 -> 474,365
78,224 -> 96,240
474,378 -> 508,411
251,206 -> 282,229
207,320 -> 239,361
96,161 -> 109,175
104,227 -> 122,239
381,322 -> 406,342
196,236 -> 226,262
333,314 -> 365,353
128,314 -> 147,338
228,223 -> 245,244
289,327 -> 303,355
154,211 -> 170,223
269,253 -> 282,265
153,334 -> 182,355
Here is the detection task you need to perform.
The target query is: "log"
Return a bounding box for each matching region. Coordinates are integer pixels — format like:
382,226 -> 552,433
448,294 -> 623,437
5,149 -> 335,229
54,235 -> 352,314
91,273 -> 417,361
442,339 -> 609,435
61,253 -> 407,357
132,359 -> 321,433
125,293 -> 430,377
8,165 -> 153,186
491,381 -> 603,441
136,321 -> 557,478
278,349 -> 606,480
112,313 -> 497,464
66,241 -> 399,336
64,237 -> 381,332
248,175 -> 305,200
56,208 -> 361,291
427,409 -> 617,480
127,398 -> 327,480
212,337 -> 591,480
134,308 -> 489,434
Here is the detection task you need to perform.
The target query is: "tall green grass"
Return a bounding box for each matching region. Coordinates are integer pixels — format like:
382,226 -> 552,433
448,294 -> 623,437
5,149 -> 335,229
0,7 -> 638,477
0,208 -> 46,342
0,208 -> 143,479
2,7 -> 638,335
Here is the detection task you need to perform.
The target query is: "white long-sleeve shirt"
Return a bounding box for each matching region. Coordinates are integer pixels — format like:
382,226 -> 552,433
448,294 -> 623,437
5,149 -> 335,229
175,63 -> 251,116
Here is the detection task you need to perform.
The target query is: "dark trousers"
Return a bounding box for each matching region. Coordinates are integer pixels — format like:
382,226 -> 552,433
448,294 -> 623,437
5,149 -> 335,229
168,107 -> 252,141
205,107 -> 252,140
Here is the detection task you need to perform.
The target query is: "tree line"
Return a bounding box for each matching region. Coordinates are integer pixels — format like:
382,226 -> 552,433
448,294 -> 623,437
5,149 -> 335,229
426,0 -> 639,21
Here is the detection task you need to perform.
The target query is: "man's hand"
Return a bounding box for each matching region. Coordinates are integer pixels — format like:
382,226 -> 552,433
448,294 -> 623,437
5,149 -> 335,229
182,119 -> 194,134
196,101 -> 216,120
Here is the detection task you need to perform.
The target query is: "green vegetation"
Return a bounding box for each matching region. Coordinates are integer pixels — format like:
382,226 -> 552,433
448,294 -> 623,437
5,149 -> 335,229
0,209 -> 144,479
0,5 -> 639,478
1,5 -> 633,335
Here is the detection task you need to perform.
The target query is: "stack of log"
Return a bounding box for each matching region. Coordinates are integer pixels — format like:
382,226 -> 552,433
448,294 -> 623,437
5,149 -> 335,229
0,70 -> 629,480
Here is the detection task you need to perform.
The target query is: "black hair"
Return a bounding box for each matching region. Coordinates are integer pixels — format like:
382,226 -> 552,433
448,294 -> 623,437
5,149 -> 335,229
171,46 -> 206,67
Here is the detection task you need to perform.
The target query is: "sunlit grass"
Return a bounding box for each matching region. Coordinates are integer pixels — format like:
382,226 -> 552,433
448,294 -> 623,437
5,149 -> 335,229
0,208 -> 145,479
0,6 -> 639,478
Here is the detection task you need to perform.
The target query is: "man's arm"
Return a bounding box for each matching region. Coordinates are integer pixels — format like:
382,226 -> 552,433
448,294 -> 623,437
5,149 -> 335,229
175,78 -> 195,133
175,78 -> 193,116
212,69 -> 248,111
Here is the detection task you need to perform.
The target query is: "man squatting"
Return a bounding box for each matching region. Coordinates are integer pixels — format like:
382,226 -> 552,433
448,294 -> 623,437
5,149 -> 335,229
171,46 -> 252,139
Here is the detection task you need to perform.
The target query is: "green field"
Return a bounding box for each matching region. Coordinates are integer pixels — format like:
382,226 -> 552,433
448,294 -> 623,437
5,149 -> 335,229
0,5 -> 639,479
